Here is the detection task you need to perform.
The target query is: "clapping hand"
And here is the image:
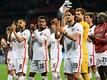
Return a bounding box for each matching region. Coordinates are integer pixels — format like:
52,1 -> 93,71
51,18 -> 66,34
10,23 -> 16,32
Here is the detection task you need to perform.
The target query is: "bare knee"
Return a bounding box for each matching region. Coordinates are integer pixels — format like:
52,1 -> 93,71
73,72 -> 81,80
41,72 -> 47,76
17,72 -> 25,76
8,70 -> 16,76
29,72 -> 36,77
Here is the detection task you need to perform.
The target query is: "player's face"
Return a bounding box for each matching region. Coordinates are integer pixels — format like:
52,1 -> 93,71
85,15 -> 92,24
30,23 -> 36,31
65,12 -> 74,22
38,19 -> 47,29
17,20 -> 26,29
97,15 -> 105,24
75,11 -> 83,22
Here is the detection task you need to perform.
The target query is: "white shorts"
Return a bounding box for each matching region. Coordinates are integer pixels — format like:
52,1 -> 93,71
96,51 -> 107,67
51,58 -> 62,72
88,54 -> 96,67
15,58 -> 28,74
7,50 -> 16,70
7,59 -> 16,70
64,57 -> 82,74
30,60 -> 49,73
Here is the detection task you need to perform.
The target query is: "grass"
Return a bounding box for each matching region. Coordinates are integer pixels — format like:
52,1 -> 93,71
0,60 -> 95,80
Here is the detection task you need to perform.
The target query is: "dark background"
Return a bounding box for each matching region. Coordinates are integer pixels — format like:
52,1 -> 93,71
0,0 -> 107,38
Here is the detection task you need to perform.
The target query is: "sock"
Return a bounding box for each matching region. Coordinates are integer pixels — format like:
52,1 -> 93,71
89,72 -> 92,79
18,76 -> 26,80
58,73 -> 62,80
8,74 -> 13,80
42,76 -> 48,80
95,71 -> 100,77
29,77 -> 34,80
52,72 -> 58,80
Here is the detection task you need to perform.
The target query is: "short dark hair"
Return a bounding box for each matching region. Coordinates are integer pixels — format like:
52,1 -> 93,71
38,16 -> 47,21
65,8 -> 76,15
76,8 -> 86,16
85,12 -> 96,23
18,19 -> 26,25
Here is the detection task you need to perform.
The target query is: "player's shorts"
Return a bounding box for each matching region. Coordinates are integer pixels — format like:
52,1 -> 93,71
30,60 -> 49,73
51,58 -> 62,72
7,50 -> 16,70
88,54 -> 96,67
64,57 -> 82,74
15,58 -> 28,74
81,54 -> 88,73
7,59 -> 16,70
96,51 -> 107,67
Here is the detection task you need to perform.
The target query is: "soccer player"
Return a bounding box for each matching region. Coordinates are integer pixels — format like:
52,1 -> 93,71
28,23 -> 37,61
75,8 -> 90,80
54,8 -> 83,80
49,18 -> 62,80
90,12 -> 107,80
29,16 -> 50,80
10,19 -> 30,80
6,26 -> 17,80
85,12 -> 101,80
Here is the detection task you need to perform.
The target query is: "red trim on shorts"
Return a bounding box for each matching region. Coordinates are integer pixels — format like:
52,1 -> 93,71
55,41 -> 60,72
22,38 -> 26,73
78,35 -> 82,72
92,45 -> 95,65
44,40 -> 48,72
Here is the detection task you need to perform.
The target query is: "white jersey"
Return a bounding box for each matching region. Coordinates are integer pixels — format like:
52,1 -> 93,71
16,29 -> 30,59
10,32 -> 19,59
64,23 -> 83,58
32,28 -> 50,60
87,25 -> 96,56
49,33 -> 62,59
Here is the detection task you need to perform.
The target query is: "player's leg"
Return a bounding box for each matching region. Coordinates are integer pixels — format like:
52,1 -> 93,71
88,66 -> 92,80
72,57 -> 84,80
16,58 -> 28,80
64,59 -> 74,80
29,60 -> 37,80
7,59 -> 17,80
81,55 -> 90,80
39,60 -> 48,80
64,73 -> 73,80
29,72 -> 36,80
103,66 -> 107,79
91,65 -> 101,80
8,70 -> 15,80
88,55 -> 93,80
51,59 -> 62,80
97,66 -> 105,80
73,72 -> 84,80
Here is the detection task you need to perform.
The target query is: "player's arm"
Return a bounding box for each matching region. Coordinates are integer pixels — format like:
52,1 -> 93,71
53,19 -> 82,41
13,31 -> 25,43
11,24 -> 26,43
94,34 -> 107,43
56,25 -> 80,41
63,31 -> 81,41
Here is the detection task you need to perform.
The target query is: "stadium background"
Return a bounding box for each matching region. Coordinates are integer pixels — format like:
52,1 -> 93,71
0,0 -> 107,80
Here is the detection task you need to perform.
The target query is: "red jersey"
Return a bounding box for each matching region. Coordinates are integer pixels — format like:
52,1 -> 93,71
94,23 -> 107,53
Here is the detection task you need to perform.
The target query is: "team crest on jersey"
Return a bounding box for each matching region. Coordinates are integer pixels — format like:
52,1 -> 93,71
71,28 -> 74,31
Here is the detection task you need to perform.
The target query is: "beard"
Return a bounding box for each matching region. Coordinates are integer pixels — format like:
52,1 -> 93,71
75,16 -> 82,22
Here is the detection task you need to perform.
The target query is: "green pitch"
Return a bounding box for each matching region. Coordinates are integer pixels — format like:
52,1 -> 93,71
0,60 -> 95,80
